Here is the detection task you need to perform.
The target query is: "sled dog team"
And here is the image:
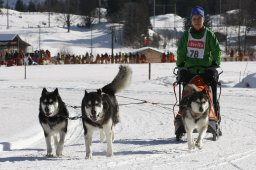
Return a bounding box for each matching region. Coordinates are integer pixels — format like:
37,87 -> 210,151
39,65 -> 211,158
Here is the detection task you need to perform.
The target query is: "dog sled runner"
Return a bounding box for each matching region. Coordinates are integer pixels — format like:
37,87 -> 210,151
173,66 -> 223,141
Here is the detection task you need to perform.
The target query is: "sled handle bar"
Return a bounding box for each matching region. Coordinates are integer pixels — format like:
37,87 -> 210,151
173,66 -> 223,76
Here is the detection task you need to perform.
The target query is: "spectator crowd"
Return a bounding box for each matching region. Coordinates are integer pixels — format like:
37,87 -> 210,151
0,49 -> 176,66
2,48 -> 254,67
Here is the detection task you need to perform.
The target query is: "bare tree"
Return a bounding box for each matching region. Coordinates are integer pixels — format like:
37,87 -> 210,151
54,0 -> 79,32
55,13 -> 78,32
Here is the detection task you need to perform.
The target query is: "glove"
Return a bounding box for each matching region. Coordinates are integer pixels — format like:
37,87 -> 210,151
177,62 -> 185,67
211,61 -> 219,68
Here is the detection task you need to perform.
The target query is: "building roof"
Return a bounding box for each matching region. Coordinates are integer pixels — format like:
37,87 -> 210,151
0,34 -> 18,41
132,47 -> 164,54
0,34 -> 31,47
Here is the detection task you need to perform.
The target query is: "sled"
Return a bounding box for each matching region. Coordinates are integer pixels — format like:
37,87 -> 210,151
173,67 -> 223,141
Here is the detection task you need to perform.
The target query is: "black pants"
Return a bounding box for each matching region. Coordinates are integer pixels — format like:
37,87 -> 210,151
177,68 -> 219,114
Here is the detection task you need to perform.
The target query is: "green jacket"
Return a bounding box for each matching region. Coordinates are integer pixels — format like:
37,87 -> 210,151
176,26 -> 221,74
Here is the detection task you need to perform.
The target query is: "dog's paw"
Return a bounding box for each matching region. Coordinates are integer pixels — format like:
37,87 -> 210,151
106,152 -> 113,157
56,149 -> 63,157
85,154 -> 93,160
46,153 -> 54,157
195,142 -> 203,150
188,143 -> 195,150
56,153 -> 63,157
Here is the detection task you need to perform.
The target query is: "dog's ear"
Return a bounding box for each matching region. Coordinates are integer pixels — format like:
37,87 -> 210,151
42,88 -> 47,95
85,90 -> 88,95
97,89 -> 102,95
201,89 -> 207,95
53,88 -> 59,95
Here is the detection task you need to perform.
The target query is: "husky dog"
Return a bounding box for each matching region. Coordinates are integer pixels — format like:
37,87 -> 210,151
180,84 -> 210,150
81,65 -> 132,159
39,88 -> 69,157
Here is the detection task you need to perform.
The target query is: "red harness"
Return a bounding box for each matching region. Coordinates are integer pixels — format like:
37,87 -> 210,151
173,75 -> 218,121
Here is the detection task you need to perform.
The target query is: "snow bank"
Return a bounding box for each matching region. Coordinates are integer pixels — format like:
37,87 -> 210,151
235,73 -> 256,88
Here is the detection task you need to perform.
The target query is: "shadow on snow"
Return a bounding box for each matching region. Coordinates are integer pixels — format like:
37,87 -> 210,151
114,138 -> 183,146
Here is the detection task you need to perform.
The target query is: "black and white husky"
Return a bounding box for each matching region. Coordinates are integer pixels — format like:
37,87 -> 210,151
81,65 -> 132,159
39,88 -> 69,157
180,84 -> 210,150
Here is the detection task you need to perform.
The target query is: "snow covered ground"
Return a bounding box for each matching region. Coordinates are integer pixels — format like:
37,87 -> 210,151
0,62 -> 256,169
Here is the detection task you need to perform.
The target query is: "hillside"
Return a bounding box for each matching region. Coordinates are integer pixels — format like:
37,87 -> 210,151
0,8 -> 184,56
0,8 -> 120,56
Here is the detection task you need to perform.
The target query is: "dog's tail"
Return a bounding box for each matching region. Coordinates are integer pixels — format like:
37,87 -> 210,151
100,65 -> 132,95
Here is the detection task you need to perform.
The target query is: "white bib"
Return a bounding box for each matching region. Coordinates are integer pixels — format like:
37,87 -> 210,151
186,29 -> 206,59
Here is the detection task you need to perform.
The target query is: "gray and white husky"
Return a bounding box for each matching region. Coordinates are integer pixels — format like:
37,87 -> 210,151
180,84 -> 210,150
81,65 -> 132,159
39,88 -> 69,157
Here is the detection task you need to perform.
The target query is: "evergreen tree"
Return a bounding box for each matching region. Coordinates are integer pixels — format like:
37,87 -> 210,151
183,17 -> 190,31
0,0 -> 3,8
149,0 -> 216,18
68,0 -> 79,14
123,0 -> 151,47
28,0 -> 36,12
78,0 -> 97,28
107,0 -> 122,15
206,0 -> 218,15
45,0 -> 62,12
15,0 -> 26,12
107,0 -> 126,22
241,0 -> 256,34
79,0 -> 97,16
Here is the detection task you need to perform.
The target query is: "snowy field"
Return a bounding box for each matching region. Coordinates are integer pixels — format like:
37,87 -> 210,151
0,62 -> 256,170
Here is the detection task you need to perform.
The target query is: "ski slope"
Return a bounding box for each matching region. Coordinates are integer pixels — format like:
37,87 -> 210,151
0,62 -> 256,169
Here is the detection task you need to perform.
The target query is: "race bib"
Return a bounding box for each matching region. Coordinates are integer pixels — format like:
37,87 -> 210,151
187,30 -> 206,59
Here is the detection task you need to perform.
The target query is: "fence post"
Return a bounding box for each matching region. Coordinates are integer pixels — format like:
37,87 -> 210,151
24,58 -> 26,80
149,63 -> 151,80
